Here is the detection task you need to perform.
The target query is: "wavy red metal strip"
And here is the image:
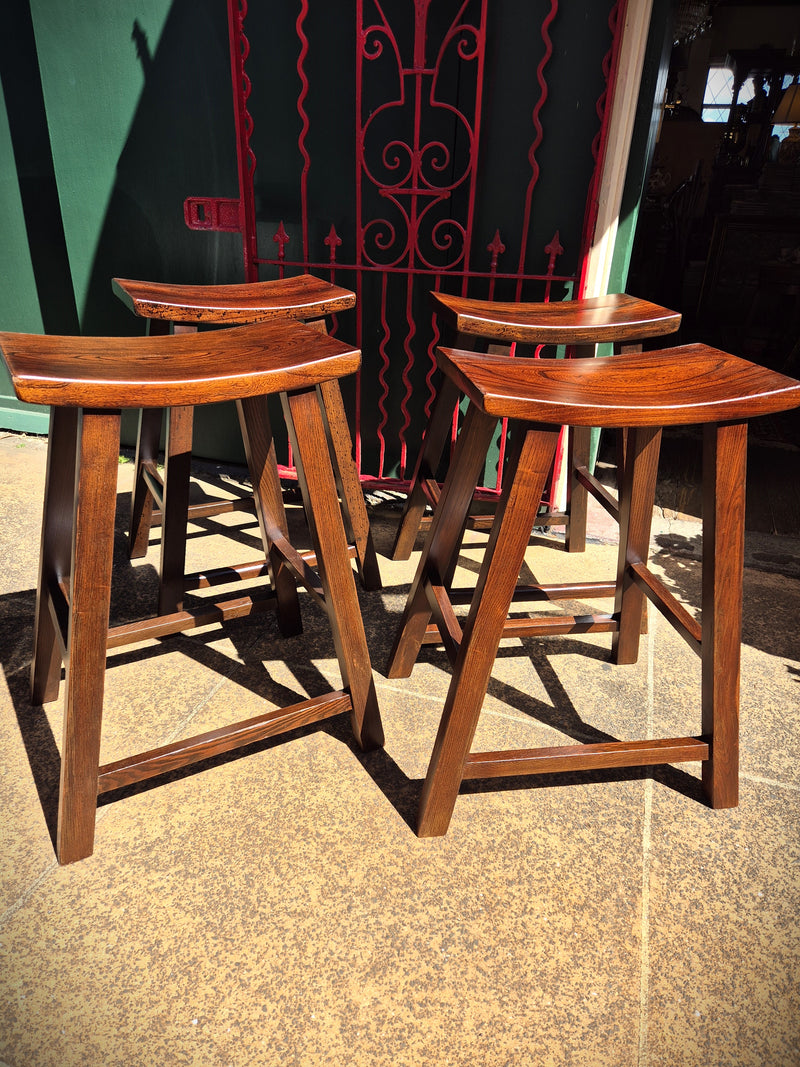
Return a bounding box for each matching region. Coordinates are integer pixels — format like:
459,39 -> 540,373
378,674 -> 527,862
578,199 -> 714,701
356,2 -> 489,478
515,0 -> 558,300
296,0 -> 312,264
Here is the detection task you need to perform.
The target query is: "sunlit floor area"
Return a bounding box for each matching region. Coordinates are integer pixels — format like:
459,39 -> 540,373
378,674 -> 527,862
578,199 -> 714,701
1,431 -> 798,1067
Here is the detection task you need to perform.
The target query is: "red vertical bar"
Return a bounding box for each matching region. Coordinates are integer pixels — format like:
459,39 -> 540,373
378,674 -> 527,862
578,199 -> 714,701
227,0 -> 259,282
354,0 -> 366,475
462,0 -> 488,285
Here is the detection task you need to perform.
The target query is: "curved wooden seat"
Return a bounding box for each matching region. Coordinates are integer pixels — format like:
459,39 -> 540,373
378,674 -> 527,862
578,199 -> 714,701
391,290 -> 681,560
112,275 -> 380,612
1,318 -> 360,408
112,273 -> 356,325
0,319 -> 384,865
440,343 -> 800,425
387,341 -> 800,838
431,291 -> 681,345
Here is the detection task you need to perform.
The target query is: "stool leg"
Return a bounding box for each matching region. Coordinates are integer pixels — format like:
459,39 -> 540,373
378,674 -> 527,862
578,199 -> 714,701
387,402 -> 499,679
295,317 -> 380,591
563,342 -> 595,553
566,425 -> 590,553
700,420 -> 746,808
417,422 -> 561,837
612,426 -> 662,665
57,409 -> 121,865
281,387 -> 384,750
391,375 -> 462,560
317,377 -> 382,590
31,407 -> 79,705
237,395 -> 302,636
158,406 -> 193,616
129,318 -> 172,560
128,407 -> 162,559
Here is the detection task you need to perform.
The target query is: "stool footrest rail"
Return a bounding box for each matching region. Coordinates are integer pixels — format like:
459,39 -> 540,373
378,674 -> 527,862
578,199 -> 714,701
462,736 -> 710,779
98,691 -> 352,793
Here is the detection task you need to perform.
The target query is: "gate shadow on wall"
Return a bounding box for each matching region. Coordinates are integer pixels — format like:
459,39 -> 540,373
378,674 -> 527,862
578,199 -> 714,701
79,0 -> 242,342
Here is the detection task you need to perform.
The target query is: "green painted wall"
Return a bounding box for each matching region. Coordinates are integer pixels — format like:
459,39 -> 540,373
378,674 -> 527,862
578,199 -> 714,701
0,0 -> 241,444
0,80 -> 47,432
30,0 -> 173,325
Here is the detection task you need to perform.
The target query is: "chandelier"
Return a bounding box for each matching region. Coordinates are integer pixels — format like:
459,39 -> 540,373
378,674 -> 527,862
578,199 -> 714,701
673,0 -> 718,45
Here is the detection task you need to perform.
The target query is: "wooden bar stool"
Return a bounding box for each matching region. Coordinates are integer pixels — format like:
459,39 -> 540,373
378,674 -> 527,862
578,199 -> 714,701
387,342 -> 800,837
112,274 -> 381,613
391,291 -> 681,560
0,319 -> 384,864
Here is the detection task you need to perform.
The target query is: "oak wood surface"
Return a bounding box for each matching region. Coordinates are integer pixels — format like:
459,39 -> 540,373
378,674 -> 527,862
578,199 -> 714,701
157,405 -> 193,615
56,410 -> 121,865
700,420 -> 747,808
97,692 -> 351,793
415,422 -> 562,836
387,403 -> 501,680
114,280 -> 381,594
612,426 -> 662,665
462,737 -> 710,778
31,406 -> 78,705
237,394 -> 304,636
282,387 -> 384,750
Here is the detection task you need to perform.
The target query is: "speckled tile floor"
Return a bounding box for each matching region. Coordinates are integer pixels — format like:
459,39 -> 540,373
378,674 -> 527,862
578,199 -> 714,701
1,432 -> 798,1067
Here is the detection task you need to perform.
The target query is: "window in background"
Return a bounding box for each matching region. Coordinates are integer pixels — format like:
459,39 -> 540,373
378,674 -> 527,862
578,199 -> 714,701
772,73 -> 797,141
701,66 -> 755,122
703,68 -> 796,140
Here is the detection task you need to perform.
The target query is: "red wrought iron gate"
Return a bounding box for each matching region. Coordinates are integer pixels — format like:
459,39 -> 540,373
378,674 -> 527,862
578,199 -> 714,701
185,0 -> 627,496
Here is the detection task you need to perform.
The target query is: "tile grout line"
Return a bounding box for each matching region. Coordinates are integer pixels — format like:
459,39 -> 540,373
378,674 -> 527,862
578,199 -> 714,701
637,616 -> 656,1067
638,781 -> 654,1066
0,860 -> 58,929
376,681 -> 451,704
1,666 -> 233,923
153,671 -> 232,749
740,772 -> 800,793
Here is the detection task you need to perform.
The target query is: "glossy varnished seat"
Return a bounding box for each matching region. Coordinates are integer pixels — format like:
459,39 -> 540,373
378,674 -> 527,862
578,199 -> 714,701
387,342 -> 800,837
429,290 -> 681,343
391,291 -> 681,559
113,274 -> 381,616
0,319 -> 384,864
113,273 -> 357,325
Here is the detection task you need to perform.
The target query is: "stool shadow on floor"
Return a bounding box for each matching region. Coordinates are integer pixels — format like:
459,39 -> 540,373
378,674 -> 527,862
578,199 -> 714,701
7,485 -> 795,854
394,635 -> 708,810
651,531 -> 800,664
1,588 -> 61,845
0,488 -> 389,855
2,570 -> 709,850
